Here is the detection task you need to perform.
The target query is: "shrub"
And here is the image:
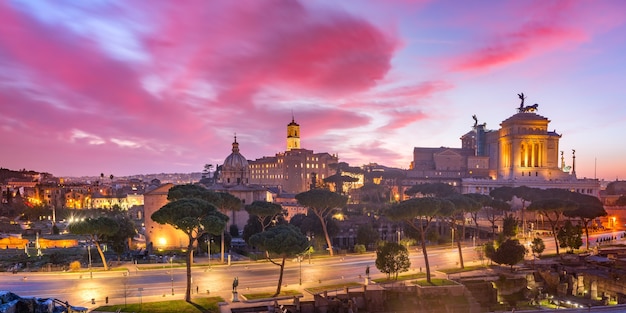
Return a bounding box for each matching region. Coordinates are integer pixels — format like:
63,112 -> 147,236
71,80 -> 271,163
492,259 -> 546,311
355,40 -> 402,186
69,260 -> 81,271
353,244 -> 366,254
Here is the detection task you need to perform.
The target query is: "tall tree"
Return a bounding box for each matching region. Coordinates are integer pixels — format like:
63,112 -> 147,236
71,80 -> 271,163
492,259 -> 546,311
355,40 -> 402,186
530,237 -> 545,258
387,197 -> 454,283
564,193 -> 607,250
295,189 -> 348,256
151,198 -> 228,302
289,213 -> 338,251
556,220 -> 583,253
490,186 -> 541,237
483,199 -> 511,238
464,193 -> 492,240
489,239 -> 527,271
69,216 -> 119,271
215,192 -> 242,262
527,198 -> 577,256
245,201 -> 284,232
106,215 -> 137,263
167,184 -> 220,203
375,241 -> 411,280
501,214 -> 519,238
245,201 -> 284,257
249,225 -> 309,297
166,184 -> 226,261
445,194 -> 480,268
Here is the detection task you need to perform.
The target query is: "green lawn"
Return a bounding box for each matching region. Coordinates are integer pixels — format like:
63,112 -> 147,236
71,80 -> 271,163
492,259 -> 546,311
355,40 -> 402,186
438,264 -> 489,274
93,297 -> 223,313
373,272 -> 426,284
413,278 -> 457,286
242,290 -> 301,300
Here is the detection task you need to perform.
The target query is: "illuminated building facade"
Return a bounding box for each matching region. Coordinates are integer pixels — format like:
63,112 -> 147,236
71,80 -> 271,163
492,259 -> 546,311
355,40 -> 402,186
249,118 -> 339,194
145,137 -> 271,251
406,98 -> 600,197
207,136 -> 271,232
143,183 -> 187,251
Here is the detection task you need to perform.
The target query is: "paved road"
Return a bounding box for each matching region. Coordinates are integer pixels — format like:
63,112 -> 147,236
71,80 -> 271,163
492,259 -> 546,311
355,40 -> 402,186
1,230 -> 624,310
0,243 -> 477,308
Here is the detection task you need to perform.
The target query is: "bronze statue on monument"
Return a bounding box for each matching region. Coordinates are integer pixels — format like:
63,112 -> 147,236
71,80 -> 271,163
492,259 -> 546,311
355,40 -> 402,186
517,93 -> 539,113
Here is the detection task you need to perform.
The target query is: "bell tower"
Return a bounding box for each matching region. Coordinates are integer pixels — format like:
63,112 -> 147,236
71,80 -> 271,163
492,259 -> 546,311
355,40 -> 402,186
287,116 -> 300,151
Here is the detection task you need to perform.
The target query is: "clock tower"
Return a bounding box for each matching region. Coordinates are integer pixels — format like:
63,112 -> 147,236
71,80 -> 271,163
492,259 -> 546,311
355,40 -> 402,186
287,117 -> 300,151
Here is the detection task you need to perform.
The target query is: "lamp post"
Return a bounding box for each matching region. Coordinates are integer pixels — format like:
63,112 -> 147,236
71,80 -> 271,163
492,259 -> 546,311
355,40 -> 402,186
307,233 -> 313,264
299,255 -> 302,285
451,227 -> 455,248
170,256 -> 174,295
207,237 -> 212,269
88,244 -> 92,279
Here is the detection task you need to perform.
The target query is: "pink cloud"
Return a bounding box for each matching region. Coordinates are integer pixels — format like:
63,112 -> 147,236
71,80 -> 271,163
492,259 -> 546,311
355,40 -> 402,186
452,25 -> 587,72
338,80 -> 452,131
445,1 -> 595,72
145,0 -> 398,106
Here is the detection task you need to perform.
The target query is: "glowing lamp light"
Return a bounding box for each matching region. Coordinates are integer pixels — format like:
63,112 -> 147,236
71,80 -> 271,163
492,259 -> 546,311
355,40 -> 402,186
158,237 -> 167,246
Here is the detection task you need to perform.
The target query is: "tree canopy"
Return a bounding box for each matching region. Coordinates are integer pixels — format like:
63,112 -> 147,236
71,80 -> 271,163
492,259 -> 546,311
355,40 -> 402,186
557,220 -> 583,253
527,198 -> 577,256
564,193 -> 607,250
295,189 -> 347,256
488,239 -> 527,271
68,216 -> 119,271
151,197 -> 228,302
105,215 -> 137,263
375,242 -> 410,280
245,201 -> 284,232
167,184 -> 220,203
387,197 -> 454,282
249,224 -> 309,297
445,194 -> 480,268
530,237 -> 545,258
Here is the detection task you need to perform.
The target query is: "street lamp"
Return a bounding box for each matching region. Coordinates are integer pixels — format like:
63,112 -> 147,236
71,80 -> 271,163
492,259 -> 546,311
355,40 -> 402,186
207,237 -> 212,269
87,244 -> 93,279
299,255 -> 302,285
170,256 -> 174,295
451,227 -> 455,248
307,233 -> 314,264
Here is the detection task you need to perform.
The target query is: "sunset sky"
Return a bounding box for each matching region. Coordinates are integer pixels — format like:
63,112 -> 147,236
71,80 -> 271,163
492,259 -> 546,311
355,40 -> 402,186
1,0 -> 625,180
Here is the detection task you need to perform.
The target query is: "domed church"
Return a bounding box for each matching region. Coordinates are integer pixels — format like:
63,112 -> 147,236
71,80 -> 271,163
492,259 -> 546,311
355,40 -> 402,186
220,135 -> 250,186
205,136 -> 272,233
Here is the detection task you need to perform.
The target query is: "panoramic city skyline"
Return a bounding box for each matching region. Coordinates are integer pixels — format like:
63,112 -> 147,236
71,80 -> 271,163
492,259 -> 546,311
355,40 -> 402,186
1,1 -> 625,180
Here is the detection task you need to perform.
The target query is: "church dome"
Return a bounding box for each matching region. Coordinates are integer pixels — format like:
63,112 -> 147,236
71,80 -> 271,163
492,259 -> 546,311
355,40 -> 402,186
221,136 -> 250,186
223,136 -> 249,170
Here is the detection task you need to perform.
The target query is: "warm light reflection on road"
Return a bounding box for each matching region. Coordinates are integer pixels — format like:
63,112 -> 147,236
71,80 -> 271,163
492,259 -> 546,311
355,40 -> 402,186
76,280 -> 100,304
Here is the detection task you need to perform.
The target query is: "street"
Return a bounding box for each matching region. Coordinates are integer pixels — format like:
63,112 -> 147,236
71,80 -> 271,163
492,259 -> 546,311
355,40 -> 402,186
1,230 -> 623,309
